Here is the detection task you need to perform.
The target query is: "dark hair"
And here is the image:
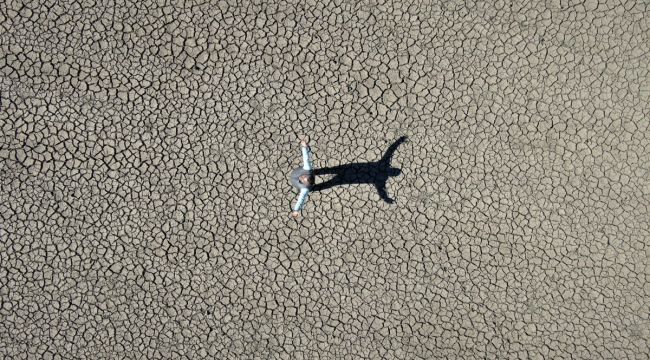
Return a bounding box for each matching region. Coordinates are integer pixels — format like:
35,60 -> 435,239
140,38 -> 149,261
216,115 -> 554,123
301,174 -> 314,186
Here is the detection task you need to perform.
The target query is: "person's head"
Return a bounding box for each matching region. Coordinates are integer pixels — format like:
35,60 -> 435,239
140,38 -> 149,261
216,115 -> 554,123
299,174 -> 313,186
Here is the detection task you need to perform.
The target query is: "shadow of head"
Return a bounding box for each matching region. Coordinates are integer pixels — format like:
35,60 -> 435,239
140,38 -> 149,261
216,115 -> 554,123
387,168 -> 402,177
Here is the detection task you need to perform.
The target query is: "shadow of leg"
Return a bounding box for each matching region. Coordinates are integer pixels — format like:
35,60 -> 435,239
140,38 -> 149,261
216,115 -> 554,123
312,175 -> 344,192
313,166 -> 346,176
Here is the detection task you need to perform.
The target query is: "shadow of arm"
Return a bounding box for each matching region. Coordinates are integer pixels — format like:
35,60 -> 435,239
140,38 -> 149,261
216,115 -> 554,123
375,182 -> 395,204
380,136 -> 408,166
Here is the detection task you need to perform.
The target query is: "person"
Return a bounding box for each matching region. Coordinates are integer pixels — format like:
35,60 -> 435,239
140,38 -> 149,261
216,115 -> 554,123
289,136 -> 314,218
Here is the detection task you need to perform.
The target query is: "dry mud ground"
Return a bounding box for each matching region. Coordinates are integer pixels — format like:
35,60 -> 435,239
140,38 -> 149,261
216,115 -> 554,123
1,0 -> 649,358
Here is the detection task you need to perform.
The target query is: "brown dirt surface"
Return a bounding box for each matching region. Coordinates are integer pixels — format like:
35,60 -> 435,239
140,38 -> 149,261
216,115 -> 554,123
1,0 -> 649,358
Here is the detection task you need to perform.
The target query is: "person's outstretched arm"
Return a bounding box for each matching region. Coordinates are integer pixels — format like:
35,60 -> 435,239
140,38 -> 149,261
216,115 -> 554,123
290,188 -> 309,218
301,142 -> 312,170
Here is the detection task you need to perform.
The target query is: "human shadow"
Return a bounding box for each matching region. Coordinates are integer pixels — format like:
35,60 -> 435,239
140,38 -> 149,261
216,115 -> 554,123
311,136 -> 407,204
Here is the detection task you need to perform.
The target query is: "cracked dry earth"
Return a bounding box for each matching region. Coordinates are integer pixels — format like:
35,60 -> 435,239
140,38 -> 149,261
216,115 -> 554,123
1,0 -> 649,358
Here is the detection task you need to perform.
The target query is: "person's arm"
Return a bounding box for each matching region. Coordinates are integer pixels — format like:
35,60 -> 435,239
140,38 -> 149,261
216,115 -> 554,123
301,144 -> 312,170
290,187 -> 309,218
292,184 -> 309,217
293,188 -> 309,212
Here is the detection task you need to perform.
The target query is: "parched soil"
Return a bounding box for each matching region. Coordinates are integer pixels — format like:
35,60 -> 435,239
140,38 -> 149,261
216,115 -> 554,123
1,0 -> 649,358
